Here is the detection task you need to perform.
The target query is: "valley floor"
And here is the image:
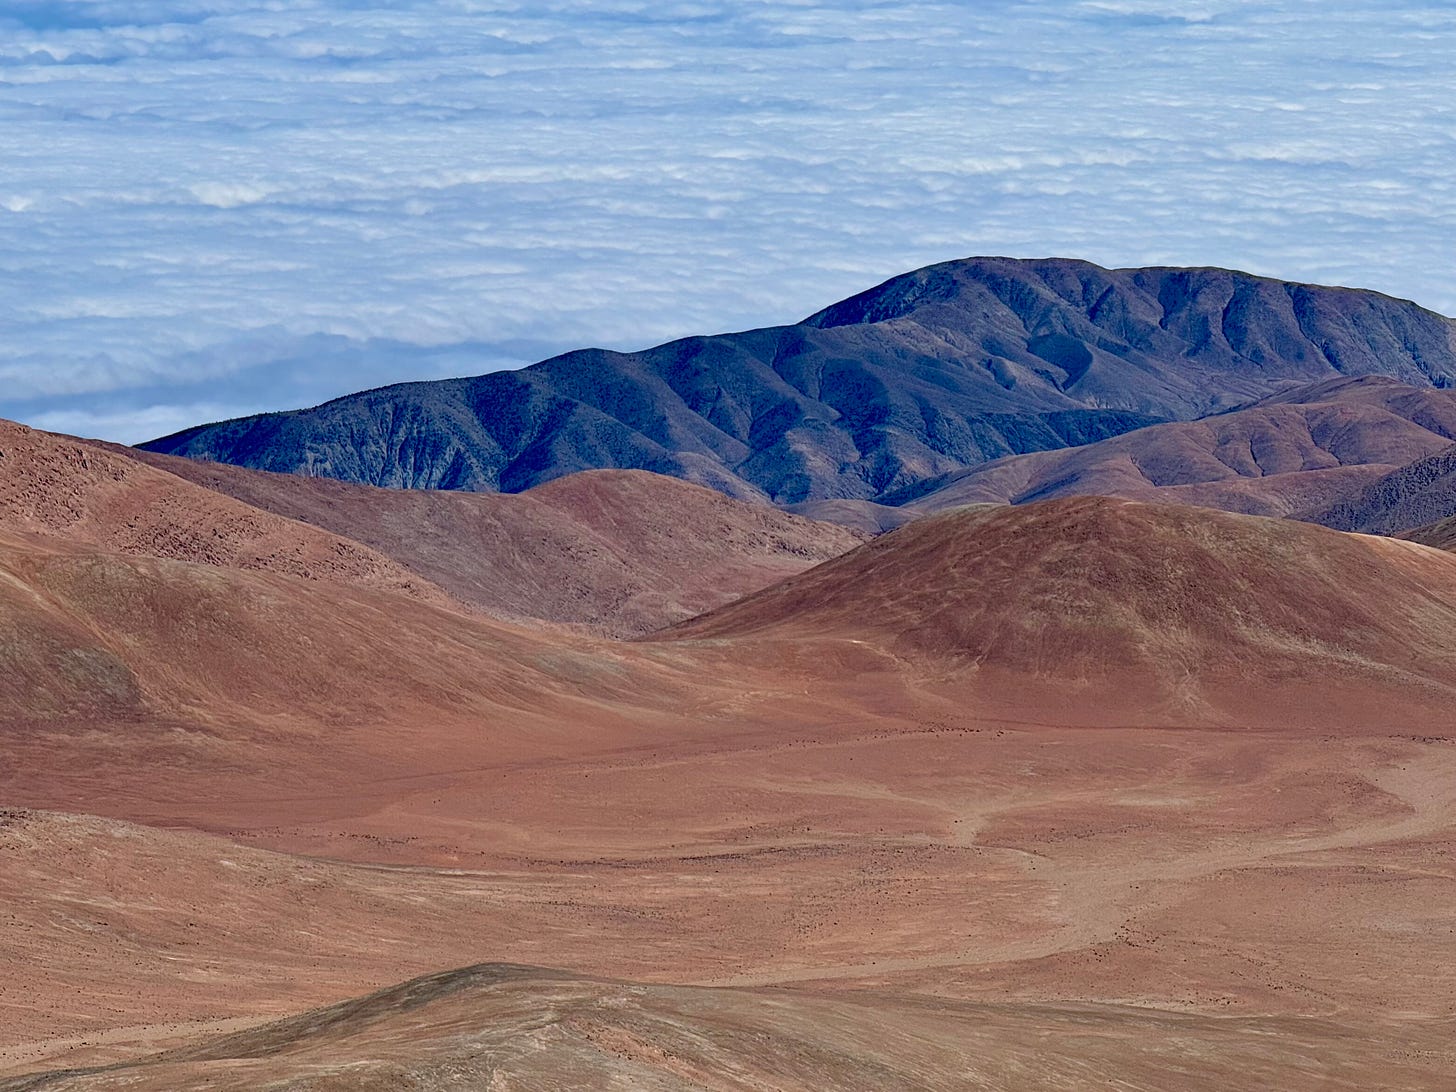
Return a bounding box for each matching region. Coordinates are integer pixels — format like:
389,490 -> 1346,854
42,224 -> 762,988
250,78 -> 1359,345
4,720 -> 1454,1089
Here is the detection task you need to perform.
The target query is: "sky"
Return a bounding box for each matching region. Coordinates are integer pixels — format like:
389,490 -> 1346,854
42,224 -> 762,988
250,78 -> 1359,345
2,1 -> 1454,443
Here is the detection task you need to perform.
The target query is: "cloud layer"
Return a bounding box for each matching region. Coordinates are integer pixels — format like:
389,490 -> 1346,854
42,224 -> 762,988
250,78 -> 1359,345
2,0 -> 1454,442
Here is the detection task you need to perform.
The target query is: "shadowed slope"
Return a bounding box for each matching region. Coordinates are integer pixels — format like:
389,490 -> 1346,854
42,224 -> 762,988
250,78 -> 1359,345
1302,442 -> 1456,536
893,376 -> 1456,518
660,496 -> 1456,723
1402,514 -> 1456,551
140,259 -> 1456,503
0,420 -> 447,606
783,497 -> 917,534
7,962 -> 1449,1092
113,446 -> 865,635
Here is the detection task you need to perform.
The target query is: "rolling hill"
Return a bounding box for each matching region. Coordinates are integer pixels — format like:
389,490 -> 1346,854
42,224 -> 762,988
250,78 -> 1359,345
1402,514 -> 1456,551
660,496 -> 1456,723
139,258 -> 1456,504
112,444 -> 865,636
893,376 -> 1456,518
0,419 -> 448,606
8,421 -> 1456,1090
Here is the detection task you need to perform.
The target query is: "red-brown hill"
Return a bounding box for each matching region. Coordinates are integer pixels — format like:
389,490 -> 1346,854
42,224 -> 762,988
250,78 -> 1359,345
1402,515 -> 1456,552
0,420 -> 447,606
0,524 -> 718,829
1299,442 -> 1456,538
659,496 -> 1456,725
114,446 -> 865,636
895,376 -> 1456,519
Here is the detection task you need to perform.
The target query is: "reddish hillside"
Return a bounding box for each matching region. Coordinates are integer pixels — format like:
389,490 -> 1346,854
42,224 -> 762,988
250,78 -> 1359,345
660,496 -> 1456,723
0,420 -> 446,606
899,377 -> 1456,519
115,446 -> 864,635
1401,514 -> 1456,552
0,525 -> 714,825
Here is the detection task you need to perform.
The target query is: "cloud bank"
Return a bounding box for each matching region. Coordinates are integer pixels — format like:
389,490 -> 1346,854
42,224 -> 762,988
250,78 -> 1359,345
1,0 -> 1453,442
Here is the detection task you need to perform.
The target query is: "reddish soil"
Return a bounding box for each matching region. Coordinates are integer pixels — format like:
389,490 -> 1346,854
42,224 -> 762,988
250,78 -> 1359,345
663,496 -> 1456,726
4,444 -> 1456,1089
115,444 -> 865,635
0,420 -> 449,606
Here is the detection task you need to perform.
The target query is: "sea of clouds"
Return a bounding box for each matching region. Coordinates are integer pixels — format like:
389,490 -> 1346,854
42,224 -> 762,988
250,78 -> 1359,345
1,0 -> 1453,442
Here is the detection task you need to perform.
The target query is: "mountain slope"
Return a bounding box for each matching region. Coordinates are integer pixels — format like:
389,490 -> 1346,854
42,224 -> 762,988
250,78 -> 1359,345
0,419 -> 448,606
140,258 -> 1456,503
115,446 -> 865,636
1301,443 -> 1456,536
895,376 -> 1456,518
659,497 -> 1456,723
1402,515 -> 1456,551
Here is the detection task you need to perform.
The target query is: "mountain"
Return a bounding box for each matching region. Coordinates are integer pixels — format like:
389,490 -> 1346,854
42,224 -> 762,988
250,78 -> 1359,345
893,376 -> 1456,518
139,258 -> 1456,504
1300,442 -> 1456,536
0,419 -> 448,606
659,496 -> 1456,723
113,445 -> 864,636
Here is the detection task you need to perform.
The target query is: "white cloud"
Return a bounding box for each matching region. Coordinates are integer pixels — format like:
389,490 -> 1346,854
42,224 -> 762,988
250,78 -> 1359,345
0,0 -> 1454,442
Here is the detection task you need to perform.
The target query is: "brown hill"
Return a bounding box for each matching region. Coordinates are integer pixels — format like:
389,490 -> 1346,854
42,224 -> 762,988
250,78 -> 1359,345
783,497 -> 918,534
113,445 -> 864,636
7,436 -> 1456,1090
1402,514 -> 1456,551
660,496 -> 1456,723
0,525 -> 722,829
896,376 -> 1456,519
0,420 -> 446,606
7,961 -> 1447,1092
4,517 -> 1456,1089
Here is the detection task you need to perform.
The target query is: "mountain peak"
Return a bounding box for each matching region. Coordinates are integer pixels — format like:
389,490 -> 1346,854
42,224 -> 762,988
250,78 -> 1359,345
140,258 -> 1456,505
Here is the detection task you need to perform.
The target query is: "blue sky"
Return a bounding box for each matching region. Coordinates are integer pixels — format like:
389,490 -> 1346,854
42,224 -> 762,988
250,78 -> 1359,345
2,0 -> 1454,442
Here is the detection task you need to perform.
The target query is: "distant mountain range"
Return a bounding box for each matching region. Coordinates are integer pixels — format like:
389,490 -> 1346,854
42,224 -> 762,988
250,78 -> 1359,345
141,257 -> 1456,504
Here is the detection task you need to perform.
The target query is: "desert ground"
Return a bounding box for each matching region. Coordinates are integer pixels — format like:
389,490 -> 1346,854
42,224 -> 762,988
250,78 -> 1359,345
2,421 -> 1455,1089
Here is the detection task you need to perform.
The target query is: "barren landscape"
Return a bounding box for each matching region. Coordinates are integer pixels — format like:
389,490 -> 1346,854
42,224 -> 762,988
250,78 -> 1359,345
5,259 -> 1456,1090
5,401 -> 1456,1088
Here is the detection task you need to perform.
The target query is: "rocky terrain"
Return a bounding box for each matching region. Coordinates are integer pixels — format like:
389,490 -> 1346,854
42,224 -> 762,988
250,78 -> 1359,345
139,258 -> 1456,504
5,445 -> 1456,1075
6,962 -> 1447,1092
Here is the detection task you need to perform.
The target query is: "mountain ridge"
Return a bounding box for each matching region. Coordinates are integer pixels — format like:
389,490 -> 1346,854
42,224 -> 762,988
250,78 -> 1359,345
139,257 -> 1456,504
